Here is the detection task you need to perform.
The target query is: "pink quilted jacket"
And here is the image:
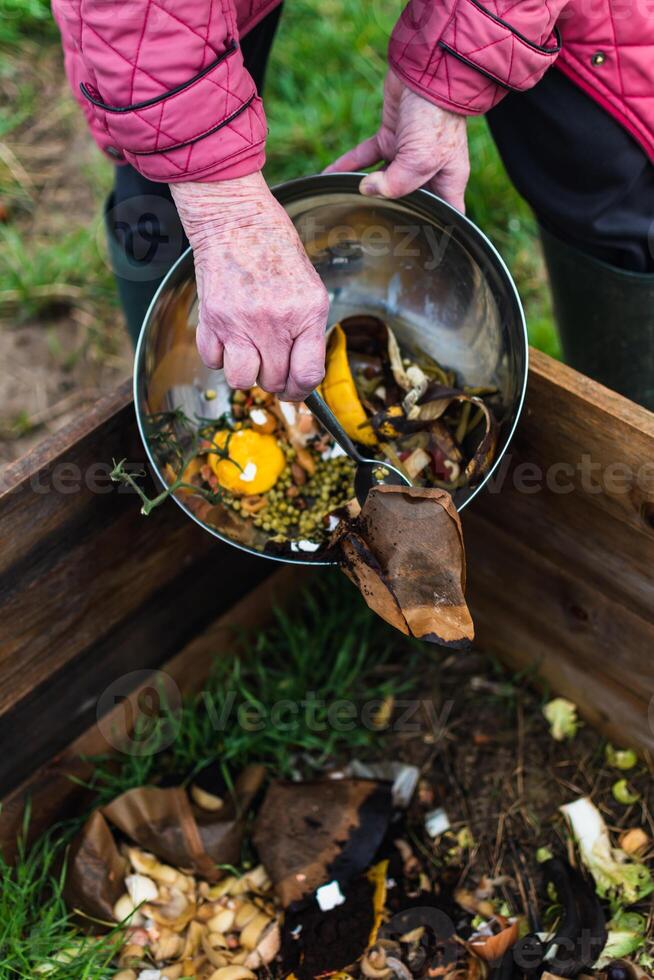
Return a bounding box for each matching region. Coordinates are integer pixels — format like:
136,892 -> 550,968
53,0 -> 654,184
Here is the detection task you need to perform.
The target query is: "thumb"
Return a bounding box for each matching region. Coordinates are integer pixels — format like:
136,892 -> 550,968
359,155 -> 428,200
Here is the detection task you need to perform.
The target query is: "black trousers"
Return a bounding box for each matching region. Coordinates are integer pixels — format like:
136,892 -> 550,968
105,5 -> 283,344
487,68 -> 654,274
488,68 -> 654,407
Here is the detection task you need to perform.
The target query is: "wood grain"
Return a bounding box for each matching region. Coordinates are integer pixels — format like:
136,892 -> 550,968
464,348 -> 654,751
0,381 -> 279,796
2,347 -> 654,855
0,566 -> 305,858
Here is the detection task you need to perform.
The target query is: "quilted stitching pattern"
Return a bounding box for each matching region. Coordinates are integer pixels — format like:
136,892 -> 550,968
389,0 -> 654,160
554,0 -> 654,158
390,0 -> 563,114
52,0 -> 275,181
52,0 -> 654,181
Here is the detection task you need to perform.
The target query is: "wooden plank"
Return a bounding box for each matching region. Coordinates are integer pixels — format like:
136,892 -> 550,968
0,383 -> 278,797
464,348 -> 654,751
0,381 -> 134,571
507,350 -> 654,534
465,516 -> 654,749
0,566 -> 305,858
3,347 -> 654,855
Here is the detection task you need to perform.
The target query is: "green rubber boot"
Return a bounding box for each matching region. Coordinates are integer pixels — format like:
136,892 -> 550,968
540,226 -> 654,411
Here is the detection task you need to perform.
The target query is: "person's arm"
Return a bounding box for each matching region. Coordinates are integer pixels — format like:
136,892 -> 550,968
55,1 -> 330,397
171,175 -> 329,401
389,0 -> 565,116
328,0 -> 569,211
72,0 -> 266,182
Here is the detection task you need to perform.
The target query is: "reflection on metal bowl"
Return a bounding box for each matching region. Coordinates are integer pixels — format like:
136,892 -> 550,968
134,173 -> 528,566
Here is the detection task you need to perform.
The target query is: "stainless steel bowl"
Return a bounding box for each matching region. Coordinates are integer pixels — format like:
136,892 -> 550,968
134,173 -> 528,565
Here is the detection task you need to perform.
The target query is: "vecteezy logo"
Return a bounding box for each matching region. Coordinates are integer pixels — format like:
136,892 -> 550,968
99,194 -> 185,282
115,211 -> 169,264
96,669 -> 182,757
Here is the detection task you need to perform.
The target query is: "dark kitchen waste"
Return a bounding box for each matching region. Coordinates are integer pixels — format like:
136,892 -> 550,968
112,315 -> 500,640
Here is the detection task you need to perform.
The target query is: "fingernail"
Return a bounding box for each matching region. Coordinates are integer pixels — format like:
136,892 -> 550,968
360,176 -> 381,197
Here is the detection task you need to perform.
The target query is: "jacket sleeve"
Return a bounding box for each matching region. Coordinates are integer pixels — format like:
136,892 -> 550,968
73,1 -> 267,182
388,0 -> 569,115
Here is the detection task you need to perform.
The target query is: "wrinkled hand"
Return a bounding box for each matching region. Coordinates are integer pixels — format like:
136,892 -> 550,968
171,173 -> 329,401
325,70 -> 470,213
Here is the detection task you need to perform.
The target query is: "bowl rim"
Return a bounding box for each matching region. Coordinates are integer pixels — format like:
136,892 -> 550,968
133,172 -> 529,566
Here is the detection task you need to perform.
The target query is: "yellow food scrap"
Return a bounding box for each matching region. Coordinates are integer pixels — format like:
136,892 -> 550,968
367,859 -> 389,946
378,405 -> 404,438
322,323 -> 377,447
210,429 -> 285,495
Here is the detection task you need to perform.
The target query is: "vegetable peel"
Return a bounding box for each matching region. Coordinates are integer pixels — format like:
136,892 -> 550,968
210,428 -> 285,496
543,698 -> 580,742
560,797 -> 653,908
612,779 -> 640,806
322,323 -> 378,447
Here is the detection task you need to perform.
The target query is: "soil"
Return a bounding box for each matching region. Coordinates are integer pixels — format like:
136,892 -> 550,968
0,42 -> 132,469
271,645 -> 654,974
248,639 -> 654,975
385,645 -> 654,929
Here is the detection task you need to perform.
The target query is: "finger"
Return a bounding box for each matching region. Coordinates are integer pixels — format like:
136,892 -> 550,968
427,159 -> 470,215
282,328 -> 326,402
323,136 -> 382,174
223,342 -> 261,390
196,324 -> 224,369
359,155 -> 428,199
256,340 -> 291,394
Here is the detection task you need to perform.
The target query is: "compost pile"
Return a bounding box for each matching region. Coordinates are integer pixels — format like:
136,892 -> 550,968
63,698 -> 654,980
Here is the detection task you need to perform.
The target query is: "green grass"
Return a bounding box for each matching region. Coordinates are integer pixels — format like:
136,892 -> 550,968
0,0 -> 54,45
0,55 -> 38,141
0,225 -> 116,320
0,813 -> 122,979
1,578 -> 417,975
88,574 -> 421,803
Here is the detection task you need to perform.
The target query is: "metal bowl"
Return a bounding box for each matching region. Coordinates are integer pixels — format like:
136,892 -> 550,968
134,173 -> 528,565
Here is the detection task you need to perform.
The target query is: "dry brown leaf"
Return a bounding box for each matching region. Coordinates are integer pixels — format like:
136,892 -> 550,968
252,779 -> 392,907
63,810 -> 129,924
103,766 -> 264,880
64,766 -> 265,923
334,486 -> 474,646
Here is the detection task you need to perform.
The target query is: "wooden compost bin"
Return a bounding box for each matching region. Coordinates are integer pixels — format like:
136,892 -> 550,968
1,348 -> 653,858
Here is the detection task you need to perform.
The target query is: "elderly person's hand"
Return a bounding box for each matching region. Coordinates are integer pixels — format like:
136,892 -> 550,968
325,70 -> 470,213
171,173 -> 329,402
